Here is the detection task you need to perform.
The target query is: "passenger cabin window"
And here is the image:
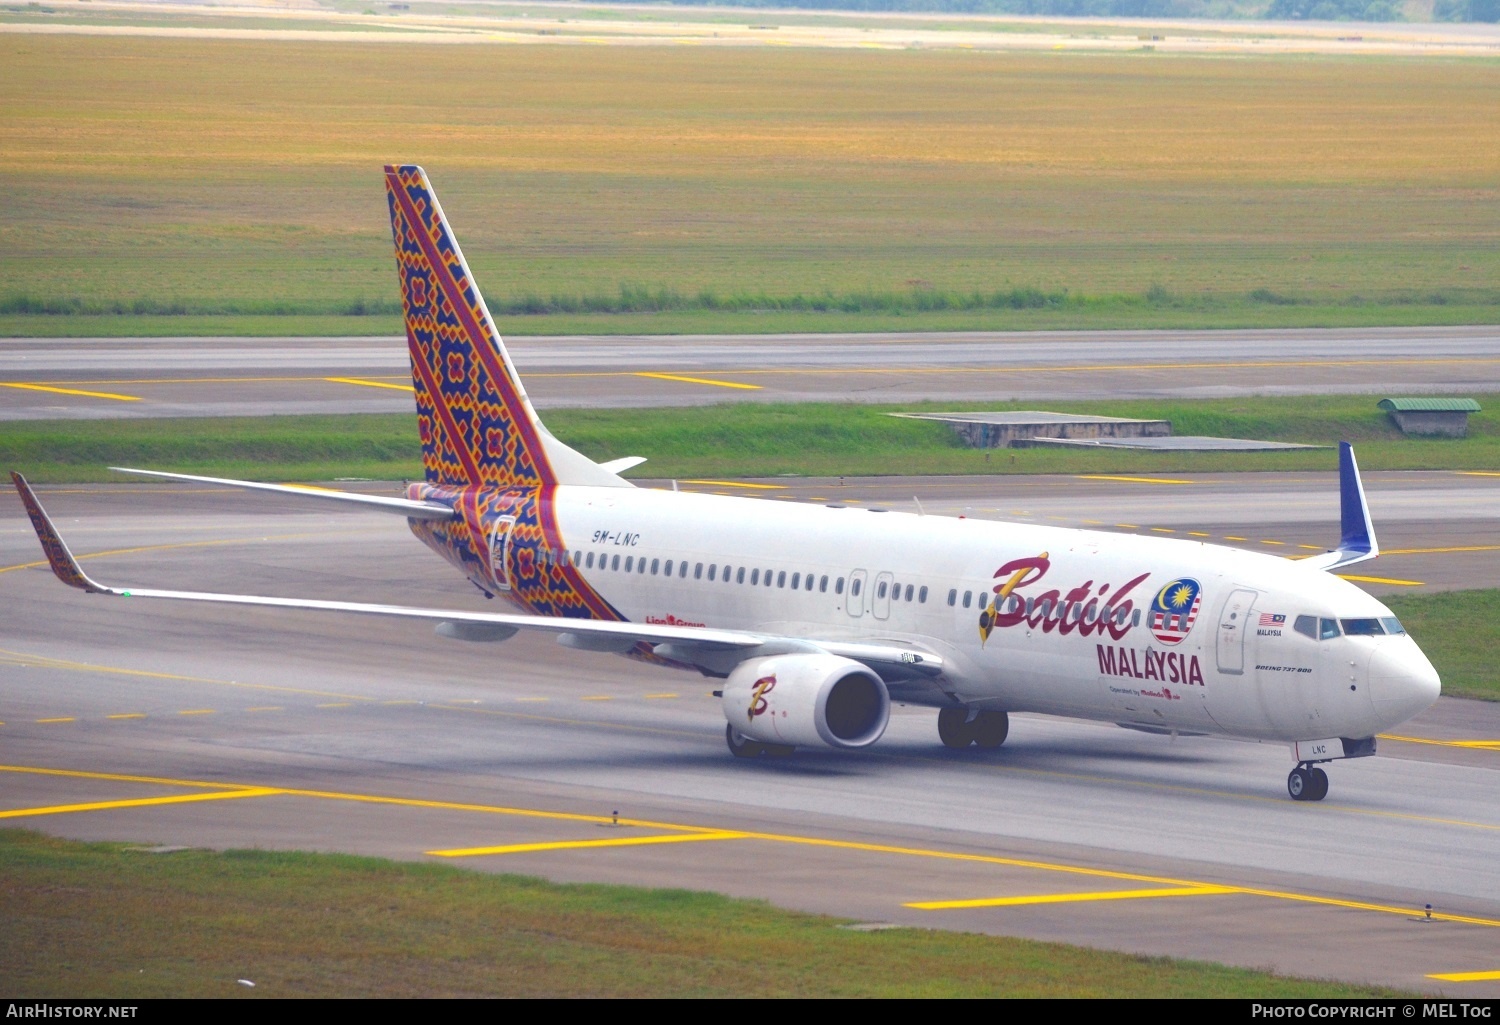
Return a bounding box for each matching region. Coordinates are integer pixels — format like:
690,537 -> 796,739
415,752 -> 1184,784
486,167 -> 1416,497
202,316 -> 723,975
1341,618 -> 1384,636
1320,618 -> 1341,640
1294,615 -> 1317,639
680,562 -> 688,578
750,569 -> 759,585
835,577 -> 844,595
662,559 -> 671,576
791,573 -> 800,590
777,571 -> 787,588
651,558 -> 660,575
586,552 -> 595,568
819,575 -> 828,593
737,567 -> 745,584
851,579 -> 862,597
947,589 -> 957,607
962,591 -> 972,609
639,558 -> 647,574
707,564 -> 716,581
905,584 -> 914,602
919,586 -> 928,603
695,563 -> 703,579
877,581 -> 888,599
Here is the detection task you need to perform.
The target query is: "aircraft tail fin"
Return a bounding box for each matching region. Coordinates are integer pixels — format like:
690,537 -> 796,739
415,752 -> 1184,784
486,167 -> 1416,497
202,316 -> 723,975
383,165 -> 628,490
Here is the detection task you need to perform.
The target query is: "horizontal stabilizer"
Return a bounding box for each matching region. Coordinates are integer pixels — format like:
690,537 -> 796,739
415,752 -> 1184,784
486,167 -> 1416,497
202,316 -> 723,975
109,467 -> 457,521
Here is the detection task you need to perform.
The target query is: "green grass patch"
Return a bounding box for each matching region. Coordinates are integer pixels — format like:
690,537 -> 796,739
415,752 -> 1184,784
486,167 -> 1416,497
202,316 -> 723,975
5,295 -> 1500,339
3,394 -> 1495,484
1384,589 -> 1500,702
2,36 -> 1497,336
0,829 -> 1405,997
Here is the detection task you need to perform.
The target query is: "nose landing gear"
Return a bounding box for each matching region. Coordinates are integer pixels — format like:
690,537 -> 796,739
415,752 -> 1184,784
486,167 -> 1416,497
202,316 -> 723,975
1288,763 -> 1330,802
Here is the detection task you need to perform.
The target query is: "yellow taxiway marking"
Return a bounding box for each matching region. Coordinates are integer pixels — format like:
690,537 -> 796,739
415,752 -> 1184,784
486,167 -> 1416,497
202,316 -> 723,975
0,646 -> 375,702
644,693 -> 679,699
324,376 -> 415,392
246,706 -> 284,712
1114,523 -> 1139,530
0,382 -> 141,402
316,702 -> 353,709
106,713 -> 146,720
0,763 -> 260,790
0,532 -> 328,577
177,709 -> 214,716
1235,887 -> 1500,928
1381,734 -> 1500,751
1337,574 -> 1425,586
580,695 -> 613,701
1076,475 -> 1194,485
35,717 -> 76,724
1187,531 -> 1211,537
515,697 -> 549,703
1422,972 -> 1500,984
633,372 -> 760,391
907,885 -> 1238,910
1223,535 -> 1248,541
1298,544 -> 1323,550
0,788 -> 279,820
1456,471 -> 1500,478
680,479 -> 787,490
1260,539 -> 1286,546
5,762 -> 1497,929
430,831 -> 747,858
1383,545 -> 1500,555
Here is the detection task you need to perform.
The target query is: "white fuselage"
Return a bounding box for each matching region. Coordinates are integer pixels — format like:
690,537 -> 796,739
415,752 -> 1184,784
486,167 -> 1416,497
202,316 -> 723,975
486,486 -> 1441,745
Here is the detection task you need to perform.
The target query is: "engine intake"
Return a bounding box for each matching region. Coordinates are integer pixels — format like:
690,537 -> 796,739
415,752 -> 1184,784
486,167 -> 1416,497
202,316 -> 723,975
722,653 -> 889,749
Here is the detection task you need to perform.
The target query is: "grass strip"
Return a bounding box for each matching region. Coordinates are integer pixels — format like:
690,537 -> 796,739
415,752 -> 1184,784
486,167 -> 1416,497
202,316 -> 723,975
4,300 -> 1500,340
2,395 -> 1495,483
1384,589 -> 1500,702
0,829 -> 1405,998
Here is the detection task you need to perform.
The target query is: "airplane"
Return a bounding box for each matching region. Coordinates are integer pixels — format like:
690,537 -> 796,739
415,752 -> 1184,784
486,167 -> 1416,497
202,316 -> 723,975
9,164 -> 1441,803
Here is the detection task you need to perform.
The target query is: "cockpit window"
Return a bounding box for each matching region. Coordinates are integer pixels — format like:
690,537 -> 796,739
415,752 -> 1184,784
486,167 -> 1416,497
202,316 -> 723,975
1341,618 -> 1385,636
1294,615 -> 1317,640
1319,618 -> 1341,640
1380,616 -> 1405,635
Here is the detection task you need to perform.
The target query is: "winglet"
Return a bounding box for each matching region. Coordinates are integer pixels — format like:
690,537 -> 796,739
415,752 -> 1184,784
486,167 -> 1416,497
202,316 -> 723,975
1337,441 -> 1376,559
9,472 -> 114,593
1302,442 -> 1379,572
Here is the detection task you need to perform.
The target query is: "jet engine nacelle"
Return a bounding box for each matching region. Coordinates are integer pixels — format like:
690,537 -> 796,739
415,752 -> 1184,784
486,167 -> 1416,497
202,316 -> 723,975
722,653 -> 889,750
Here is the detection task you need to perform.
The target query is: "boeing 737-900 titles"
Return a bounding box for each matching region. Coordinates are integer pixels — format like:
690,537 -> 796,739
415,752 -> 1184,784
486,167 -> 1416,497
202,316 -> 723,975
10,165 -> 1442,801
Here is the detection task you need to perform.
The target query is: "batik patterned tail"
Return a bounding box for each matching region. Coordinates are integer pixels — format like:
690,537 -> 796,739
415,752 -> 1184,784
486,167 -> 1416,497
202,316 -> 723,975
385,164 -> 554,489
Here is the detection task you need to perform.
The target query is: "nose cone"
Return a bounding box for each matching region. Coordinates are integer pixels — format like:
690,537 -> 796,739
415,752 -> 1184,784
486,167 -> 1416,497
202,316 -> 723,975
1368,640 -> 1441,727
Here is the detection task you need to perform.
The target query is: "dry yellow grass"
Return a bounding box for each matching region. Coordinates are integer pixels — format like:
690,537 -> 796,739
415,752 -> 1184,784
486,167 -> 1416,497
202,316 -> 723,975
1,35 -> 1496,313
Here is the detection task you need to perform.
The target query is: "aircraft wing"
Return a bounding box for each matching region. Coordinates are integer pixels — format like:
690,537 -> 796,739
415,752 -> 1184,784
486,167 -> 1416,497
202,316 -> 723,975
108,467 -> 457,521
1299,442 -> 1380,572
10,472 -> 942,675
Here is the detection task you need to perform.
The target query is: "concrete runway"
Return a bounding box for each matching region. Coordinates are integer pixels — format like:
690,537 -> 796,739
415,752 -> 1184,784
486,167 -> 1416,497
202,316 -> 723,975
2,476 -> 1498,994
3,325 -> 1498,419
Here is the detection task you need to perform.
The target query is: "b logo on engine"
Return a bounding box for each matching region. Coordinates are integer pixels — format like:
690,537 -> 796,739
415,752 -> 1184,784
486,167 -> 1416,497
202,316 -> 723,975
748,674 -> 776,721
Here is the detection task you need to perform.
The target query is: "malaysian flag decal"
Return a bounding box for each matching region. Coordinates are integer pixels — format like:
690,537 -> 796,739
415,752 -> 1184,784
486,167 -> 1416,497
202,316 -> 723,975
1150,578 -> 1202,646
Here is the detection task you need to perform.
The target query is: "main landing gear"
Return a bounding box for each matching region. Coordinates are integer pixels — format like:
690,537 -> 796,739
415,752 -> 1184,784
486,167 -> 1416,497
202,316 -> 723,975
1287,763 -> 1330,802
725,724 -> 794,759
937,708 -> 1009,750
